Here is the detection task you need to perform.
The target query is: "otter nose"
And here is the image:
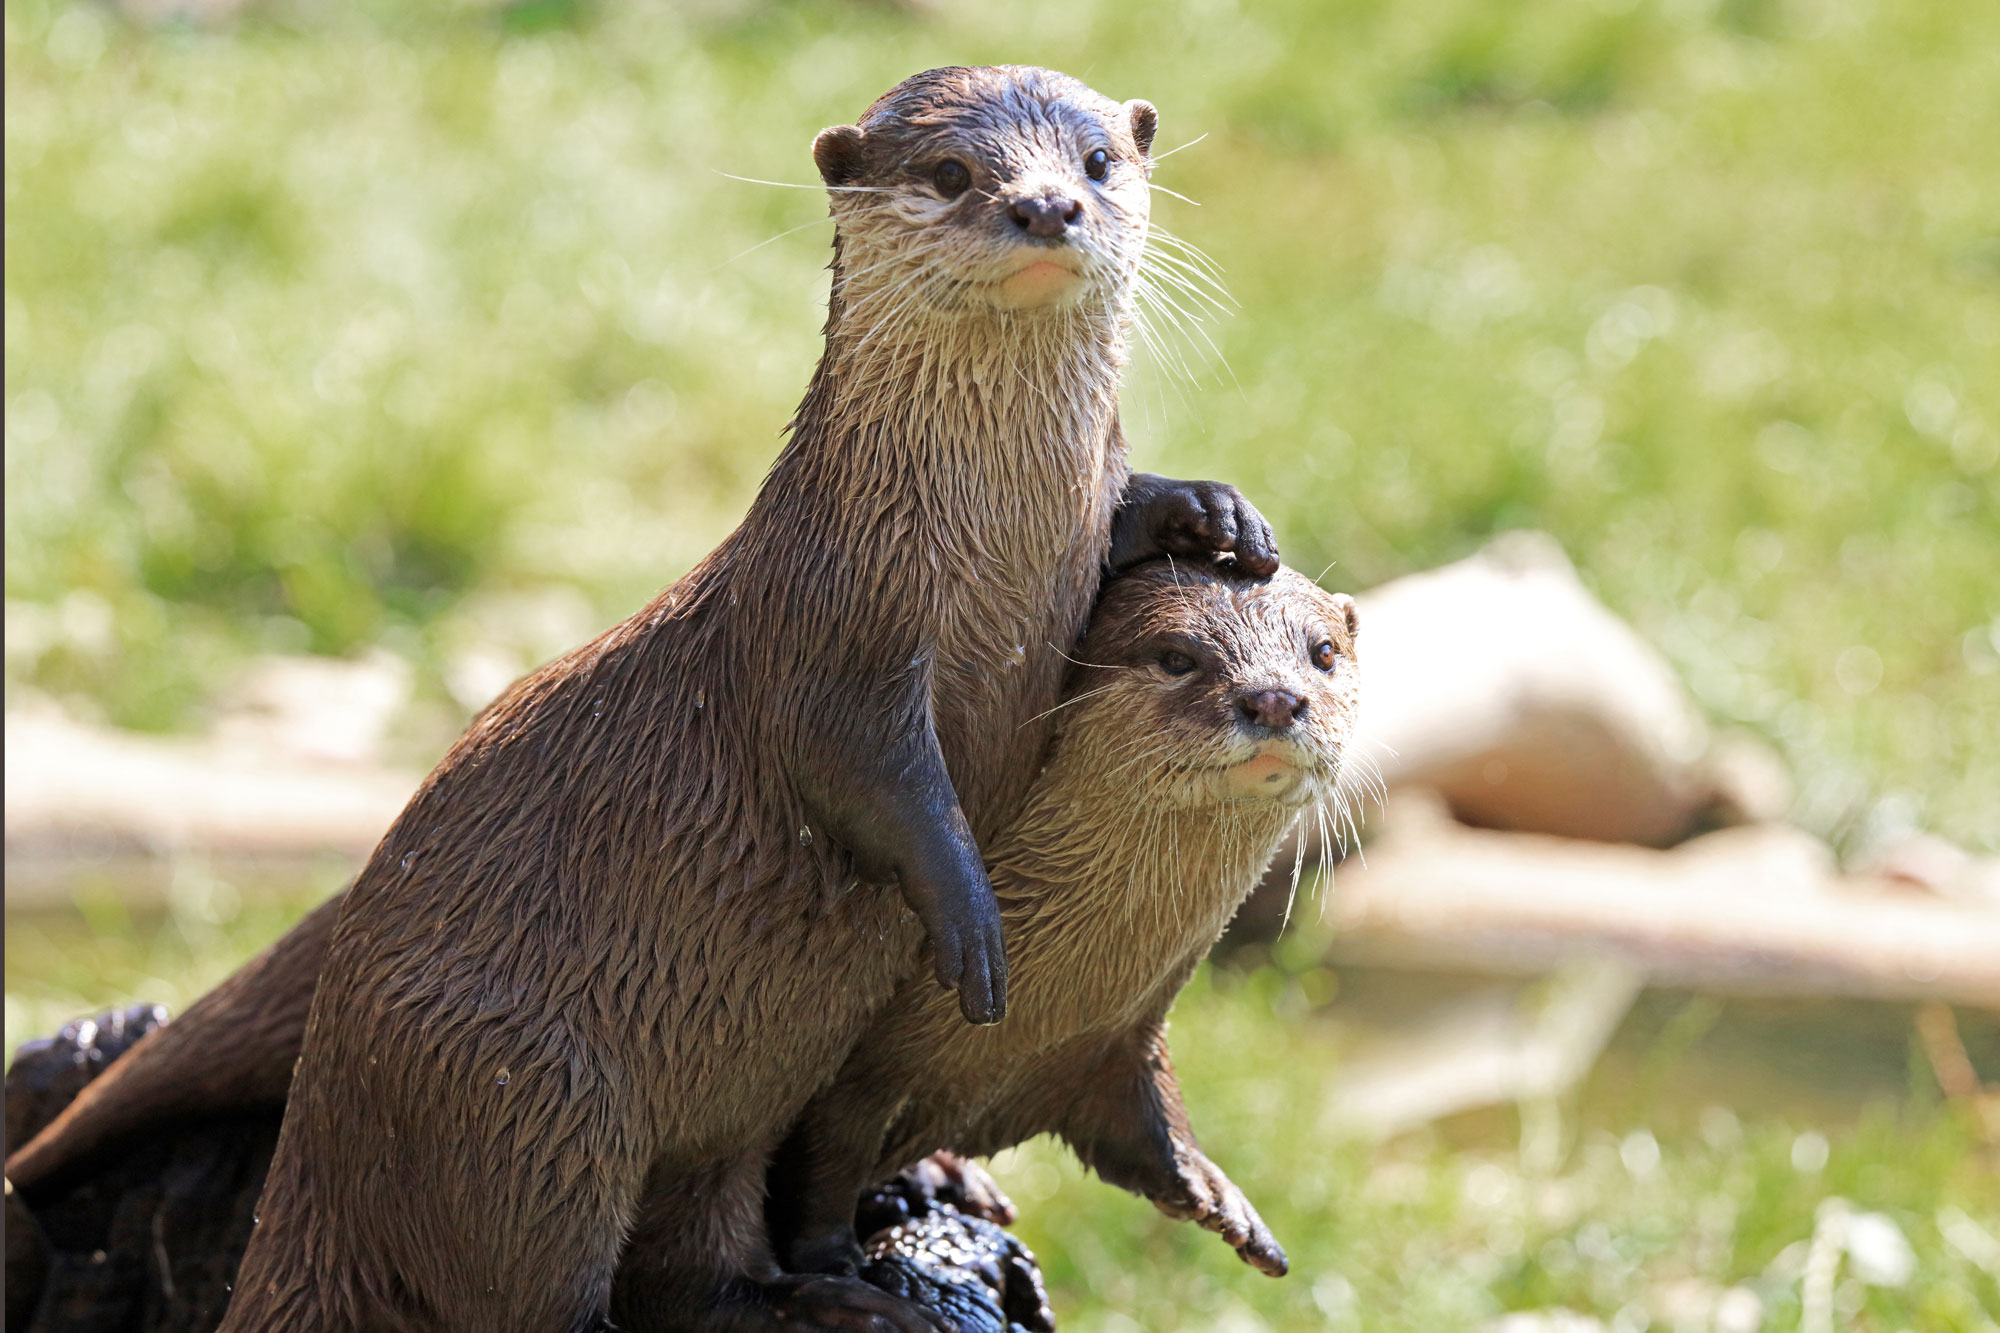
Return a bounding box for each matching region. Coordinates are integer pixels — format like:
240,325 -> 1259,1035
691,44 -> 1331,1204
1008,195 -> 1082,239
1236,689 -> 1306,730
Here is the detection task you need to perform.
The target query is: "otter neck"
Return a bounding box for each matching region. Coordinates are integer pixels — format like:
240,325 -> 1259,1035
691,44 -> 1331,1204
753,249 -> 1135,577
999,744 -> 1304,927
985,783 -> 1300,1041
806,260 -> 1133,463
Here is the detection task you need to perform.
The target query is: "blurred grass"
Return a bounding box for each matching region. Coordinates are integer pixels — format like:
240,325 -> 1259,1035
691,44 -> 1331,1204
3,0 -> 1997,847
8,885 -> 1998,1329
6,1 -> 2000,1326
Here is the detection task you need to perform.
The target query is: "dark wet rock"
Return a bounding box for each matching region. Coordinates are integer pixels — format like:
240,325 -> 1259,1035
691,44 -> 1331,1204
6,1005 -> 170,1156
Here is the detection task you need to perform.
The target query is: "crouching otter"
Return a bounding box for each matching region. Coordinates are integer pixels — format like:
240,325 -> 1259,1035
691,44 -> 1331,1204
773,560 -> 1361,1280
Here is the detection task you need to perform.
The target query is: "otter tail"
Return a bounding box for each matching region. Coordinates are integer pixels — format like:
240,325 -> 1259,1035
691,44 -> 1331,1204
5,895 -> 340,1191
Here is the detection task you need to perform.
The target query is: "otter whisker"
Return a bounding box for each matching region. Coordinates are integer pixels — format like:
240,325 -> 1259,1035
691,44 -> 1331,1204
1146,183 -> 1203,207
1130,281 -> 1211,396
1315,797 -> 1339,921
1147,224 -> 1229,283
1281,809 -> 1308,937
712,216 -> 833,272
828,229 -> 963,287
1150,131 -> 1209,162
713,170 -> 893,194
1135,265 -> 1232,362
1132,274 -> 1220,369
846,267 -> 951,359
1135,273 -> 1237,394
1125,298 -> 1198,423
1141,236 -> 1233,293
1138,250 -> 1234,315
1017,680 -> 1127,729
1129,292 -> 1204,398
1146,234 -> 1237,320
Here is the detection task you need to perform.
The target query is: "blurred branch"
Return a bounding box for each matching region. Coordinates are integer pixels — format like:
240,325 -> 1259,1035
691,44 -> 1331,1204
1914,1003 -> 2000,1145
1325,956 -> 1643,1141
1326,793 -> 2000,1008
4,704 -> 418,909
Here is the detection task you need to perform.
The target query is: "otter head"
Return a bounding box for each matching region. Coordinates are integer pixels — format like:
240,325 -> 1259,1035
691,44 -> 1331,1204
812,65 -> 1156,320
1062,562 -> 1360,812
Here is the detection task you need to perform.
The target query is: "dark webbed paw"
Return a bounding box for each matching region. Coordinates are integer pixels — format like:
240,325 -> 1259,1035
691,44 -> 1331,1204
898,1152 -> 1018,1227
916,880 -> 1007,1027
1109,473 -> 1279,577
1150,1145 -> 1288,1277
859,1153 -> 1017,1237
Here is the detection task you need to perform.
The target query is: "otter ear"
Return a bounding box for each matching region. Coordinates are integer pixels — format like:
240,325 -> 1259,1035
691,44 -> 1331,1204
812,125 -> 867,187
1125,100 -> 1158,157
1330,593 -> 1360,643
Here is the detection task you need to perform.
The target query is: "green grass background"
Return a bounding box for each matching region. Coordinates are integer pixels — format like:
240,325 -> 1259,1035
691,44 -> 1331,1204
5,0 -> 1999,1327
5,0 -> 1997,849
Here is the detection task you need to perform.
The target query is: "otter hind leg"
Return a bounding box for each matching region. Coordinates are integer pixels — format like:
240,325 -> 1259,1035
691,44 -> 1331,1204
614,1150 -> 948,1333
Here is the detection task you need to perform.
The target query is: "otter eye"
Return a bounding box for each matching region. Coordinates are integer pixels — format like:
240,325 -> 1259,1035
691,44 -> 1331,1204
1311,640 -> 1337,672
932,160 -> 971,198
1159,650 -> 1198,676
1084,148 -> 1110,181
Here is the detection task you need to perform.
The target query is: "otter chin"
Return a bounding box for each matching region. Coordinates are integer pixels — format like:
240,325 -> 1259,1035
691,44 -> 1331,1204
995,257 -> 1090,308
1217,748 -> 1311,801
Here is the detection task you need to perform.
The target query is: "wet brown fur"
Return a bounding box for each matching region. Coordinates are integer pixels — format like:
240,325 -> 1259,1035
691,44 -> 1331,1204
773,563 -> 1361,1280
209,66 -> 1164,1333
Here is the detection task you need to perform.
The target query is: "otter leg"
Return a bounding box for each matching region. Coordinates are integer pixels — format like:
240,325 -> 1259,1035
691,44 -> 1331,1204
1107,473 -> 1280,577
613,1150 -> 947,1333
793,674 -> 1006,1026
766,1081 -> 908,1277
1058,1024 -> 1288,1277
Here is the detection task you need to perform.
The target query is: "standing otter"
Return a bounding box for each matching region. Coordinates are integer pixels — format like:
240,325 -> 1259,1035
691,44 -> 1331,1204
205,66 -> 1273,1333
771,561 -> 1360,1281
7,559 -> 1355,1326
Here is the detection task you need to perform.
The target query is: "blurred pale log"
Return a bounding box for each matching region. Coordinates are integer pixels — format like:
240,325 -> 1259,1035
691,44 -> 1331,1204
3,705 -> 419,908
1349,531 -> 1785,847
1326,794 -> 2000,1007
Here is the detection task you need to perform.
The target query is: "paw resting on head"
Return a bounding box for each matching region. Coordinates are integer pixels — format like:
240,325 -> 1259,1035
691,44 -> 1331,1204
1109,474 -> 1280,578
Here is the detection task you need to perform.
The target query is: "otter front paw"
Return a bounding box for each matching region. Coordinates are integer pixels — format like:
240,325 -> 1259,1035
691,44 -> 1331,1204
916,880 -> 1008,1027
1150,1147 -> 1288,1277
1109,474 -> 1279,578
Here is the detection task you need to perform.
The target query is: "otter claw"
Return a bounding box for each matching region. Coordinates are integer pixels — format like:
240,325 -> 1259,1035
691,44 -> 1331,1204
1153,1146 -> 1288,1277
953,937 -> 1006,1026
931,912 -> 1007,1026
